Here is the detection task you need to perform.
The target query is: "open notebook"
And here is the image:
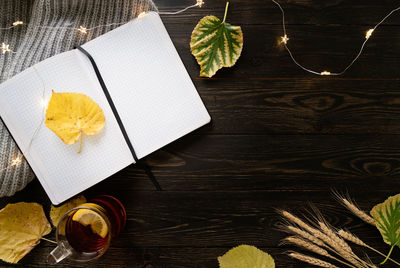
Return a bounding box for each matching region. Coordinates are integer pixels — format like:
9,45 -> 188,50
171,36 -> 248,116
0,12 -> 211,204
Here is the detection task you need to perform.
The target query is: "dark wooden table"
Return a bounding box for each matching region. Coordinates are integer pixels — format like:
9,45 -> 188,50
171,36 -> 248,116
2,0 -> 400,267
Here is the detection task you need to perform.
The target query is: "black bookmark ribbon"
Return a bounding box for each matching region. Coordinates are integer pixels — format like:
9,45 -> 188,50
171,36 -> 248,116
76,46 -> 162,191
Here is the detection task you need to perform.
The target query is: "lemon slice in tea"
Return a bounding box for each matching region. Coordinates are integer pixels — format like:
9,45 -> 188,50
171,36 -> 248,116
72,206 -> 108,238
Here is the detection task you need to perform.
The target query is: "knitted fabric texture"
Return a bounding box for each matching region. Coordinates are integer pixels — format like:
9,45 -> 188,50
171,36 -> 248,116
0,0 -> 158,197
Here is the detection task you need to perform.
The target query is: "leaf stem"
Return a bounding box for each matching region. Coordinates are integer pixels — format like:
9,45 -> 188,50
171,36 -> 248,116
222,2 -> 229,23
367,245 -> 400,266
381,245 -> 395,265
78,132 -> 83,153
41,237 -> 57,244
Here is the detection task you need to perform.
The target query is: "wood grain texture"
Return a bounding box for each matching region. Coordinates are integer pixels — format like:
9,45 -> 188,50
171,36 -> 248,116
194,79 -> 400,134
2,0 -> 400,267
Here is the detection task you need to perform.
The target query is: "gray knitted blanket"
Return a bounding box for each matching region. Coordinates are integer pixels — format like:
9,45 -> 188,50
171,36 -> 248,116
0,0 -> 157,197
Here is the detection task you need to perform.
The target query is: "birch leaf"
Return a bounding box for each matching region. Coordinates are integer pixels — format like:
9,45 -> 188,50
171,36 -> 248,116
50,195 -> 87,227
218,245 -> 275,268
45,91 -> 105,153
370,193 -> 400,264
190,2 -> 243,78
0,202 -> 51,263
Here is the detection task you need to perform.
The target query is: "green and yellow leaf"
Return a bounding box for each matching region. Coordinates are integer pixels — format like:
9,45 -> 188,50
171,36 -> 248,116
370,193 -> 400,264
190,2 -> 243,78
218,245 -> 275,268
371,194 -> 400,246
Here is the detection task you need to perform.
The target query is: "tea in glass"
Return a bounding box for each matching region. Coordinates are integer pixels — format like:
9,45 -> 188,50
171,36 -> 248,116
48,195 -> 126,264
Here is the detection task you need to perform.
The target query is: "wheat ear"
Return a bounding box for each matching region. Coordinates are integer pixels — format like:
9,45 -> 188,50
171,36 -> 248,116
286,225 -> 326,247
283,211 -> 363,267
281,209 -> 376,267
319,222 -> 353,253
288,252 -> 340,268
281,209 -> 362,267
286,225 -> 354,263
339,229 -> 400,266
281,210 -> 320,234
333,192 -> 375,226
318,222 -> 371,268
284,236 -> 356,268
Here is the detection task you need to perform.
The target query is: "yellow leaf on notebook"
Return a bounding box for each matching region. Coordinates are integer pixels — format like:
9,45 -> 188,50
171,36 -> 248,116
49,195 -> 87,227
45,92 -> 105,153
0,202 -> 51,263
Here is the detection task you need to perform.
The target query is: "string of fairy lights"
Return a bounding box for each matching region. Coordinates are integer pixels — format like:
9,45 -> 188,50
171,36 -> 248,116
0,0 -> 204,172
271,0 -> 400,76
2,0 -> 399,73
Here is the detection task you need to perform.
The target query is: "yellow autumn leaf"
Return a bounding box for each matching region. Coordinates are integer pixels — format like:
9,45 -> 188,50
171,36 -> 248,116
50,195 -> 87,227
45,91 -> 105,152
0,202 -> 51,263
218,245 -> 275,268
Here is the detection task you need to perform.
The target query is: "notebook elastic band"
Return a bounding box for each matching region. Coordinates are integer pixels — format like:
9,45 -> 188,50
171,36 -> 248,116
76,46 -> 162,191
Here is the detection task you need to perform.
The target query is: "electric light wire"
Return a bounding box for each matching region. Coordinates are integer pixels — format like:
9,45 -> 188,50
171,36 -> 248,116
271,0 -> 400,76
158,1 -> 202,15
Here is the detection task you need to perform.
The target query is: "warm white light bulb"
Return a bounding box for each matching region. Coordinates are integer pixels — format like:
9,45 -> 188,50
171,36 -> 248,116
11,157 -> 22,166
365,28 -> 374,39
12,21 -> 23,26
320,71 -> 331,76
280,34 -> 289,44
138,12 -> 147,18
197,0 -> 204,7
1,43 -> 11,54
78,26 -> 88,34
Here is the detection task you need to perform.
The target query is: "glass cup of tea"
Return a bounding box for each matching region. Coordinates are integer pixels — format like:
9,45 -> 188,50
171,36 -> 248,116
48,195 -> 126,264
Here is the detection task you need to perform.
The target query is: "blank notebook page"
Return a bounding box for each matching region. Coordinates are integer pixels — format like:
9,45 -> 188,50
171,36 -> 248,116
0,51 -> 133,204
81,12 -> 211,159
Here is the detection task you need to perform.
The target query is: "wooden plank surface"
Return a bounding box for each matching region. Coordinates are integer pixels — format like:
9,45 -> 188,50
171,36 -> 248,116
2,0 -> 400,267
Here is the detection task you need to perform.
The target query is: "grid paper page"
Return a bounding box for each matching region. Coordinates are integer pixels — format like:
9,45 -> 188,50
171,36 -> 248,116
0,50 -> 133,204
82,12 -> 211,159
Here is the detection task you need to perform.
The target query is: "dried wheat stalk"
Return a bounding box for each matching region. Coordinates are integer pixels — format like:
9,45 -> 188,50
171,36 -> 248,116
284,236 -> 330,256
282,209 -> 361,266
318,221 -> 375,268
288,252 -> 339,268
286,225 -> 326,247
338,229 -> 367,247
281,210 -> 346,256
319,222 -> 353,253
280,209 -> 376,268
281,210 -> 320,234
284,225 -> 350,261
314,230 -> 364,267
281,211 -> 344,255
284,236 -> 356,268
333,192 -> 375,226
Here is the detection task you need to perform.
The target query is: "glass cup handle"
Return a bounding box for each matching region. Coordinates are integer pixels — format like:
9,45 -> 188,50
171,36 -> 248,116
48,241 -> 72,264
